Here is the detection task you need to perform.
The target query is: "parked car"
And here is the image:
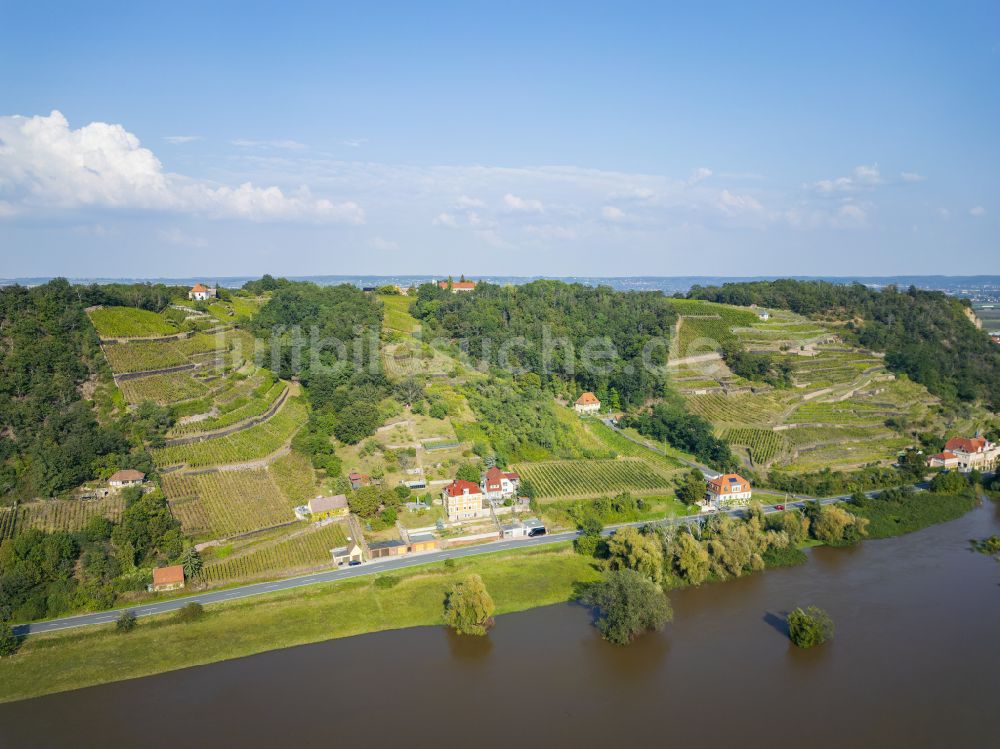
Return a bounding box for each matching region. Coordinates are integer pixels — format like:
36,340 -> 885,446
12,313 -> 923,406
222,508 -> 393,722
348,560 -> 362,566
774,504 -> 785,511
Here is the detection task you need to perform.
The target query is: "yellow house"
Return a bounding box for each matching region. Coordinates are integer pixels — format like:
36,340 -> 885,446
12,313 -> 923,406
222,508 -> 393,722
308,494 -> 349,520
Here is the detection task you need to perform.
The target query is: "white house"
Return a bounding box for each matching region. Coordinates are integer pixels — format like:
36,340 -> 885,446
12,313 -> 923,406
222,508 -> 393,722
108,469 -> 145,488
704,473 -> 753,507
188,283 -> 218,301
937,436 -> 999,472
757,310 -> 770,321
481,467 -> 520,501
574,391 -> 601,414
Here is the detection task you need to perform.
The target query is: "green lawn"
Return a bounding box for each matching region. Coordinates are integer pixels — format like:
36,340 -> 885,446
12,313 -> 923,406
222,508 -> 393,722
0,543 -> 599,704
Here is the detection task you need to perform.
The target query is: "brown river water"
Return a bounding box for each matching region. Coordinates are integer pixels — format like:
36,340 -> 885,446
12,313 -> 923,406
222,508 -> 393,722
2,502 -> 999,749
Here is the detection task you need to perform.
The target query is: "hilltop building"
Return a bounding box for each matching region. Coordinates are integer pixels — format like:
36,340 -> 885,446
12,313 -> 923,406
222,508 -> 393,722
188,283 -> 218,301
574,392 -> 601,414
705,473 -> 753,507
438,278 -> 477,293
308,494 -> 349,520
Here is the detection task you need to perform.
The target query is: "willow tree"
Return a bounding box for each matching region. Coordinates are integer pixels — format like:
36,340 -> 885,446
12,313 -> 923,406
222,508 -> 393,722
444,574 -> 496,636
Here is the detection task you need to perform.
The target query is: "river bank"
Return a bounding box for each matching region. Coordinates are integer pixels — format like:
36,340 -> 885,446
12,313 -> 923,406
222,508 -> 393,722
2,500 -> 998,748
0,491 -> 985,704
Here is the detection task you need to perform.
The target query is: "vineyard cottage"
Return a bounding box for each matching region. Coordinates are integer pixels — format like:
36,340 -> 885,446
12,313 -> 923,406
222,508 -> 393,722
151,565 -> 185,592
188,283 -> 218,301
308,494 -> 349,520
108,469 -> 145,488
574,392 -> 601,414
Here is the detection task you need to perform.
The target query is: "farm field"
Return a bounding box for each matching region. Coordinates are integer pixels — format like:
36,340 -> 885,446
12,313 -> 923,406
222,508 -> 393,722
87,306 -> 178,338
201,522 -> 348,584
166,378 -> 285,436
514,457 -> 674,501
152,397 -> 307,468
102,329 -> 255,374
162,469 -> 297,538
0,496 -> 126,541
722,428 -> 787,465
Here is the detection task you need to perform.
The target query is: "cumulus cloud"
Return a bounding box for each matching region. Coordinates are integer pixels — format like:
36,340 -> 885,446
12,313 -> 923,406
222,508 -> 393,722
503,193 -> 545,213
0,111 -> 362,223
688,167 -> 713,185
970,205 -> 986,217
717,190 -> 763,215
601,205 -> 627,221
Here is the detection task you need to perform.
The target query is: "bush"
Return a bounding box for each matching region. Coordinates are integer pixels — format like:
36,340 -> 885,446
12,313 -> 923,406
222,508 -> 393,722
444,574 -> 495,636
175,602 -> 205,623
574,533 -> 602,557
787,606 -> 833,648
374,575 -> 400,589
0,623 -> 19,657
116,611 -> 138,633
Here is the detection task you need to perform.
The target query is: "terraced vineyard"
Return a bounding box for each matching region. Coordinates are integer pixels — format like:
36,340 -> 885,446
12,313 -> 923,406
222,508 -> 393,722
166,378 -> 285,436
201,522 -> 348,583
152,397 -> 307,468
102,329 -> 255,374
162,469 -> 295,537
269,452 -> 318,503
722,428 -> 787,465
686,392 -> 792,425
119,370 -> 213,405
88,306 -> 178,338
515,457 -> 673,500
0,497 -> 126,540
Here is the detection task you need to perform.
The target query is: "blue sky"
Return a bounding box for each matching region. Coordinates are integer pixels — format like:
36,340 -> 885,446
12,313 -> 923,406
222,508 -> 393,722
1,0 -> 997,278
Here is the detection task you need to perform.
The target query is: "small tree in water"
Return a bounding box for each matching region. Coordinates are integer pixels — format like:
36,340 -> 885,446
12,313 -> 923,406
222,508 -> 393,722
444,574 -> 496,636
586,569 -> 672,645
787,606 -> 834,648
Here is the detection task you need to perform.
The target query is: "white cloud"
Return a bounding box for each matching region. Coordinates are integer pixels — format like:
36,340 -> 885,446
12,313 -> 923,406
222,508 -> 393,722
433,212 -> 460,228
717,190 -> 763,215
231,138 -> 307,150
809,164 -> 882,194
0,111 -> 361,223
368,236 -> 398,251
342,138 -> 367,148
164,135 -> 202,144
688,167 -> 713,185
457,195 -> 486,208
601,205 -> 627,221
900,171 -> 926,183
970,205 -> 986,217
503,193 -> 545,213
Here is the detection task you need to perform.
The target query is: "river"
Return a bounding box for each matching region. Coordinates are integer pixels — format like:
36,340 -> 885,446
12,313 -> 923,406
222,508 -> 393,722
2,502 -> 999,748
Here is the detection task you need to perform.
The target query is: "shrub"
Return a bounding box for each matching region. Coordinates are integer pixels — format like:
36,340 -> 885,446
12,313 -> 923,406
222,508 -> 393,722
787,606 -> 833,648
175,602 -> 205,623
116,611 -> 138,633
0,624 -> 19,657
374,575 -> 400,589
444,574 -> 495,636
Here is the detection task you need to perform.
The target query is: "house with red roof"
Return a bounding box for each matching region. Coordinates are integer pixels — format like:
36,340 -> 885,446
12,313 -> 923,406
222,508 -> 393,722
704,473 -> 753,507
574,391 -> 601,414
481,466 -> 521,501
437,278 -> 477,293
188,283 -> 218,301
934,436 -> 998,472
151,565 -> 185,592
108,469 -> 145,488
926,451 -> 960,469
441,479 -> 486,520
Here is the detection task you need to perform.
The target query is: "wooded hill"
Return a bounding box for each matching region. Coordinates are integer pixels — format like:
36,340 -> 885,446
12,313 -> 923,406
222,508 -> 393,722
688,280 -> 1000,411
411,279 -> 677,407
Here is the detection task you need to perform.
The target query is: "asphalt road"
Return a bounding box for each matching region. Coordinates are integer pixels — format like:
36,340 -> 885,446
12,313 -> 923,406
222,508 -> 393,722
13,495 -> 855,637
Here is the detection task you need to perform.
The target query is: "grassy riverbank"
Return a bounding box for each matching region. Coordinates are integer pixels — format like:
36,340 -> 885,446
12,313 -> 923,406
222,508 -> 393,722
851,492 -> 978,539
0,543 -> 600,704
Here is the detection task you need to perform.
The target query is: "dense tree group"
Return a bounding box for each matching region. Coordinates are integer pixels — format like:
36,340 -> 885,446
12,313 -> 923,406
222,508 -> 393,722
0,280 -> 152,500
689,280 -> 1000,410
412,280 -> 677,407
621,402 -> 736,472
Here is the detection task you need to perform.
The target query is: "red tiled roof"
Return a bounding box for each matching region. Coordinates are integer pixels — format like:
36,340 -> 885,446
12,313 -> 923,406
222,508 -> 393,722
190,283 -> 209,292
109,469 -> 145,482
944,437 -> 987,453
153,565 -> 184,586
575,392 -> 600,406
443,479 -> 482,497
503,471 -> 520,480
932,451 -> 957,460
706,473 -> 751,494
438,280 -> 476,289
